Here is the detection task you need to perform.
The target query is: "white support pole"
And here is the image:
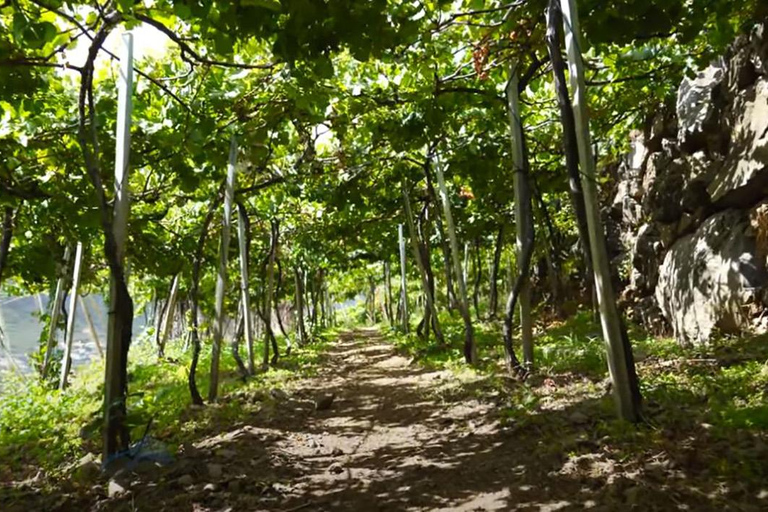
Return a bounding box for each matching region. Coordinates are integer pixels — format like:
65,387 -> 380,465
112,33 -> 133,259
82,295 -> 104,359
35,293 -> 45,316
237,207 -> 254,375
506,69 -> 534,368
59,242 -> 84,390
560,0 -> 640,421
42,245 -> 71,378
463,241 -> 470,287
103,32 -> 134,457
159,274 -> 180,354
398,224 -> 409,333
209,134 -> 237,401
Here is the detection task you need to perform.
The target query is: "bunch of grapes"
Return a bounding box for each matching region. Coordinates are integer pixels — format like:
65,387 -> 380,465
472,43 -> 490,81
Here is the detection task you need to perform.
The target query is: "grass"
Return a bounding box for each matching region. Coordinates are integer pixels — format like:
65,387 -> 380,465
0,329 -> 333,477
384,305 -> 768,444
379,306 -> 768,500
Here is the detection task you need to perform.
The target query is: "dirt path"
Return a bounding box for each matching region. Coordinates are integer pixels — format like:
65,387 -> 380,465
26,328 -> 758,511
100,328 -> 569,512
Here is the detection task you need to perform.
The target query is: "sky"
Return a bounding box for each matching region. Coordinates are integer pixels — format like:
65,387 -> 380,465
57,15 -> 337,153
63,22 -> 169,71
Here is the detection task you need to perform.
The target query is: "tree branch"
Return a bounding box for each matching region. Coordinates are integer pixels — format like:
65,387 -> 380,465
134,14 -> 275,70
586,64 -> 677,86
98,47 -> 193,113
235,175 -> 286,196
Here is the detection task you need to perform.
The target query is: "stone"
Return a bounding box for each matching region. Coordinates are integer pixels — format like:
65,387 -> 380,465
643,157 -> 687,223
624,486 -> 641,505
315,393 -> 336,411
107,478 -> 128,498
686,151 -> 721,184
568,411 -> 589,425
676,59 -> 726,153
646,108 -> 677,152
203,482 -> 220,492
130,459 -> 163,476
657,222 -> 679,250
676,212 -> 697,236
269,388 -> 289,400
630,224 -> 661,292
215,448 -> 237,459
655,210 -> 768,345
328,462 -> 344,475
207,463 -> 223,479
640,150 -> 668,197
725,34 -> 760,94
709,79 -> 768,206
72,453 -> 101,485
177,474 -> 194,487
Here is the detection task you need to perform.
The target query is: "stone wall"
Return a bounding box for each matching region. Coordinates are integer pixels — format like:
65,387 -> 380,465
608,22 -> 768,345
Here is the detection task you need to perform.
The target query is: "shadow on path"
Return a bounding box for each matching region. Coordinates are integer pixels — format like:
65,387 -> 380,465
16,328 -> 768,511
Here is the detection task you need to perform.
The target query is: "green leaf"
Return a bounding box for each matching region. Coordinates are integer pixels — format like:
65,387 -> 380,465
242,0 -> 282,12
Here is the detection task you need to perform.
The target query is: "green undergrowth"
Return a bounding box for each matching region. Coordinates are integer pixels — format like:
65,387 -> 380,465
0,331 -> 334,476
382,308 -> 768,487
385,308 -> 768,438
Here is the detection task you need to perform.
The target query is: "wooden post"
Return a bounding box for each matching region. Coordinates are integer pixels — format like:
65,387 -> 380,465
209,134 -> 237,401
59,242 -> 84,390
42,245 -> 71,378
402,185 -> 444,345
82,295 -> 104,359
158,274 -> 179,357
398,224 -> 409,333
560,0 -> 641,421
434,156 -> 476,364
237,206 -> 255,374
506,69 -> 534,368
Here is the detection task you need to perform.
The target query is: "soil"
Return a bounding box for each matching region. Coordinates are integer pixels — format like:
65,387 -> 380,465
4,328 -> 767,511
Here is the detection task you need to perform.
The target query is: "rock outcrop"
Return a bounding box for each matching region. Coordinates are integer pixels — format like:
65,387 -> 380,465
608,21 -> 768,345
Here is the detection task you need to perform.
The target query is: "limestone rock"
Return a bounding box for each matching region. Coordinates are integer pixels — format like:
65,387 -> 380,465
709,79 -> 768,206
72,453 -> 101,485
207,463 -> 223,479
642,157 -> 687,223
107,478 -> 128,498
676,59 -> 726,153
606,22 -> 768,346
646,107 -> 677,152
630,224 -> 661,293
655,210 -> 767,345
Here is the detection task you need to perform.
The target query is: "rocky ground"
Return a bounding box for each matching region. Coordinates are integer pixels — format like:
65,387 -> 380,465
3,328 -> 768,511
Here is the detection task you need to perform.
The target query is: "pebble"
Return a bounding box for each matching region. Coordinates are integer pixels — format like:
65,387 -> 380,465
177,474 -> 194,487
208,463 -> 223,479
107,479 -> 128,498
